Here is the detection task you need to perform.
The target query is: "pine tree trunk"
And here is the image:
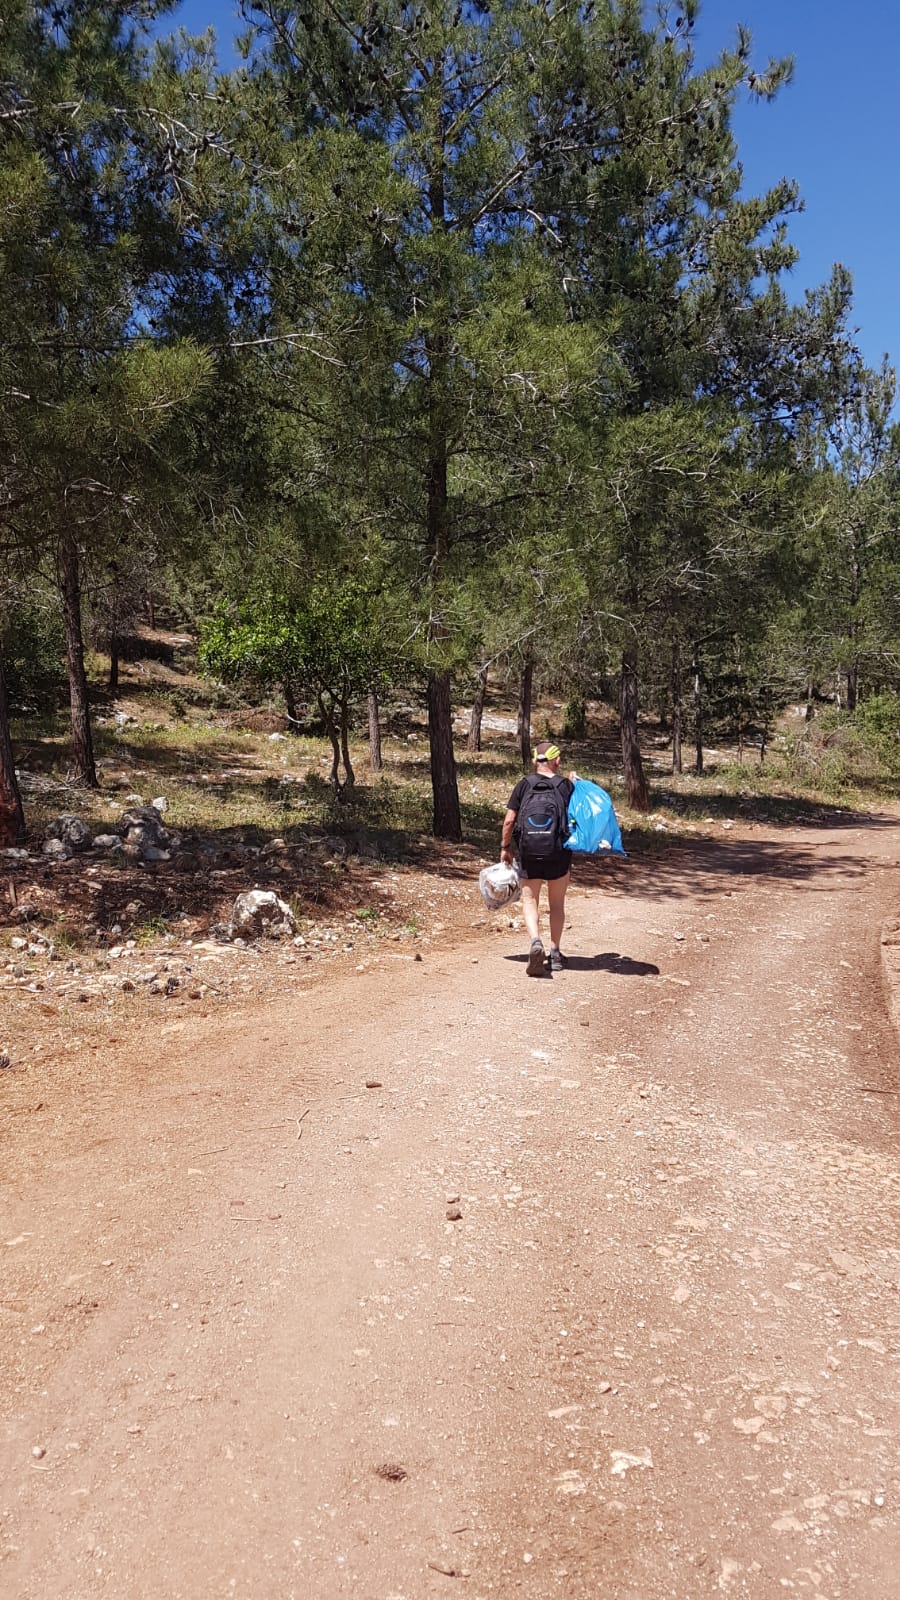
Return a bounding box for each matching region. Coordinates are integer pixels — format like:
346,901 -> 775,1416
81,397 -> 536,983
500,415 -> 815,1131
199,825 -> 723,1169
620,647 -> 649,810
60,529 -> 98,788
339,694 -> 355,789
318,693 -> 341,791
423,141 -> 463,842
107,568 -> 120,692
0,654 -> 25,846
671,636 -> 683,774
759,691 -> 769,764
517,655 -> 534,770
847,552 -> 860,712
283,679 -> 298,729
692,641 -> 703,776
427,670 -> 462,841
467,665 -> 487,753
367,689 -> 383,773
424,406 -> 461,838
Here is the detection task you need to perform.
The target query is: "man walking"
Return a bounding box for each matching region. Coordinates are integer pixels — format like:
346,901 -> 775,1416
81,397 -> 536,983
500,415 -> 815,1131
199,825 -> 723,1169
501,740 -> 577,976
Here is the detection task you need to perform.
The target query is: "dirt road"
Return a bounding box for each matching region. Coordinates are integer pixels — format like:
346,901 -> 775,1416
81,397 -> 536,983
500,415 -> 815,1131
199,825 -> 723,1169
2,815 -> 899,1599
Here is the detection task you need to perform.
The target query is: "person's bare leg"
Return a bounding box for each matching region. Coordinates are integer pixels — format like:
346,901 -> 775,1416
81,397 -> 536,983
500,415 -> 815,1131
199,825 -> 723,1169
520,878 -> 542,943
547,873 -> 570,951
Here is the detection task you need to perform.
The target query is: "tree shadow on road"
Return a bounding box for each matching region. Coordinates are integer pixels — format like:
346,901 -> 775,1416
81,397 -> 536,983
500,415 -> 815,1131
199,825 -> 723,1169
573,822 -> 898,903
646,790 -> 899,828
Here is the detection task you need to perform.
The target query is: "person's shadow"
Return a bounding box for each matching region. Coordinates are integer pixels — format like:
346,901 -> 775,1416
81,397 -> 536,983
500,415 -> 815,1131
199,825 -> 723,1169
504,952 -> 659,976
568,953 -> 659,975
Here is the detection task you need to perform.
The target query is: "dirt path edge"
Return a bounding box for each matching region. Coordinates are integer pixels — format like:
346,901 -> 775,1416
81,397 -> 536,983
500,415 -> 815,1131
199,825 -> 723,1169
880,913 -> 900,1042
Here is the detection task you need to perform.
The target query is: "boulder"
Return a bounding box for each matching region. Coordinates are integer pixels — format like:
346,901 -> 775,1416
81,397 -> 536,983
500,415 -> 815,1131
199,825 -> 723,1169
118,806 -> 172,862
43,837 -> 70,859
46,814 -> 93,852
230,889 -> 297,940
93,833 -> 123,851
127,843 -> 170,863
119,807 -> 165,837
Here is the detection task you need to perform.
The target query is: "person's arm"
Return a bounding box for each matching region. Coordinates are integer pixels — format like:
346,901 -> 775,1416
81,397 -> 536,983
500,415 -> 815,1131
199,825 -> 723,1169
500,807 -> 517,865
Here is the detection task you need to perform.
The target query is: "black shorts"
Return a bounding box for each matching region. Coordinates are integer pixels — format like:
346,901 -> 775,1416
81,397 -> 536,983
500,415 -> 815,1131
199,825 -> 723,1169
518,852 -> 571,882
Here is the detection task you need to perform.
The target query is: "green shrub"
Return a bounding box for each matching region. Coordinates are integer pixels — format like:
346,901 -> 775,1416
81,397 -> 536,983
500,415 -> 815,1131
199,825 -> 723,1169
855,693 -> 900,774
780,706 -> 892,794
562,694 -> 587,739
4,604 -> 64,714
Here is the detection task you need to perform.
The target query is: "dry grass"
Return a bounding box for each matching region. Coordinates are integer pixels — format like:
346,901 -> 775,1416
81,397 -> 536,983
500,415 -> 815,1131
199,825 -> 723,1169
10,647 -> 898,873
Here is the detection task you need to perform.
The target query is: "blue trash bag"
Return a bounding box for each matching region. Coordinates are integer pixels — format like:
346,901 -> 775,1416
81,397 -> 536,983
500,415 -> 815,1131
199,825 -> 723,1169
564,779 -> 626,856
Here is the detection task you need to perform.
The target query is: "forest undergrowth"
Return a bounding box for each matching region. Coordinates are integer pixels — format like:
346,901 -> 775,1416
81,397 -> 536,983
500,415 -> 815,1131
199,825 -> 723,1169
5,635 -> 898,959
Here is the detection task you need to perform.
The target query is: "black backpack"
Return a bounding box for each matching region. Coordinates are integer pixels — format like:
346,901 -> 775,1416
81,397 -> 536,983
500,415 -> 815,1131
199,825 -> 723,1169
515,775 -> 569,858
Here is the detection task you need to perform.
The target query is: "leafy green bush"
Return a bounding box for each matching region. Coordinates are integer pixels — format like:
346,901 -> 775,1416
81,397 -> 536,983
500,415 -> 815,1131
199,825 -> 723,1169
780,704 -> 898,794
200,580 -> 402,790
855,694 -> 900,774
4,604 -> 64,714
562,694 -> 587,739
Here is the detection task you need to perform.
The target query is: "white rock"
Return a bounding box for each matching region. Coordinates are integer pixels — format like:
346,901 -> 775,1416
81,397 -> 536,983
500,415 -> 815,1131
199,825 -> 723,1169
610,1448 -> 653,1476
151,796 -> 168,814
230,890 -> 297,940
554,1470 -> 587,1496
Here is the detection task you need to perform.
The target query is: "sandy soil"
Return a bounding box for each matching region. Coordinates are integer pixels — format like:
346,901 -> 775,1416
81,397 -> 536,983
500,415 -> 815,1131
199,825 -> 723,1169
1,813 -> 899,1599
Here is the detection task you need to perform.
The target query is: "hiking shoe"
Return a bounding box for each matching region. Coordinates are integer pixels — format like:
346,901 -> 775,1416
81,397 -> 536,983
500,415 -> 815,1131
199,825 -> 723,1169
526,939 -> 546,977
549,947 -> 566,972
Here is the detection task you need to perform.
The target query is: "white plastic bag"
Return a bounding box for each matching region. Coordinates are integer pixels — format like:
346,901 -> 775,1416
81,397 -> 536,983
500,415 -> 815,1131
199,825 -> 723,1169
478,860 -> 522,911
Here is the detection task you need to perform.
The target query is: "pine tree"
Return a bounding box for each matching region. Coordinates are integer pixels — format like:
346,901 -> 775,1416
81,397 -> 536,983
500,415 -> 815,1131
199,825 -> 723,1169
231,1 -> 631,837
799,355 -> 900,709
537,5 -> 855,804
1,1 -> 216,795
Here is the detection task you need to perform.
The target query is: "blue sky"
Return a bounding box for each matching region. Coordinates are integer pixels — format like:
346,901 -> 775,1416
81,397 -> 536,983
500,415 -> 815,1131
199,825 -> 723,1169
699,0 -> 900,371
161,1 -> 900,371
